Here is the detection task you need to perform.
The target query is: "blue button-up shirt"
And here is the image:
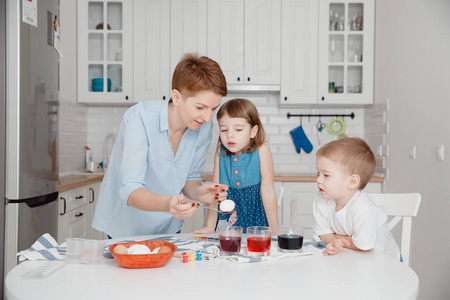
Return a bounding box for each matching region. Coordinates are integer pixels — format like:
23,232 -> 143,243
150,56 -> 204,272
92,100 -> 213,238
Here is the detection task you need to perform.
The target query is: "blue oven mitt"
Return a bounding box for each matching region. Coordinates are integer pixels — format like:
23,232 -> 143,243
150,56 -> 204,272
290,126 -> 313,154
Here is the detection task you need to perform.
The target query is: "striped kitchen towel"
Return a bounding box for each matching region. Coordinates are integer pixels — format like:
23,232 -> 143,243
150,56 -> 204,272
17,233 -> 65,264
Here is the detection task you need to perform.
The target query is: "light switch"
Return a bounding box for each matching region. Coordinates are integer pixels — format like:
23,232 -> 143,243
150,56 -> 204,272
409,145 -> 416,160
436,145 -> 444,161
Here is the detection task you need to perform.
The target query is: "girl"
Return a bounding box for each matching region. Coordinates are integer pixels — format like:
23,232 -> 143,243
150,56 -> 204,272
194,98 -> 278,234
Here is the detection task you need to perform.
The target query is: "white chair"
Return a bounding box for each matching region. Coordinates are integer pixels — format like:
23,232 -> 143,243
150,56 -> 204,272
276,185 -> 284,207
368,193 -> 422,266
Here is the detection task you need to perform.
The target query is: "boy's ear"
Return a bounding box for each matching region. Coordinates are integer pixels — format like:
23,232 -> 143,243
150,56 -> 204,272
250,125 -> 258,139
348,174 -> 360,190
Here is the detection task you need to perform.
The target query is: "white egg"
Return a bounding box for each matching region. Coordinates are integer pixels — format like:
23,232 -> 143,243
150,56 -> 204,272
127,244 -> 151,255
220,199 -> 235,212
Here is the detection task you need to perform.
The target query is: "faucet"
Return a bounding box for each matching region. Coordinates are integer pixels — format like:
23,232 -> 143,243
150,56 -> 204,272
103,133 -> 116,170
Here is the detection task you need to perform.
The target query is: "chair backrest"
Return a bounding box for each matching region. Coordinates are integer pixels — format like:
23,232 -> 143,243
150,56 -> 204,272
367,193 -> 421,266
276,185 -> 284,207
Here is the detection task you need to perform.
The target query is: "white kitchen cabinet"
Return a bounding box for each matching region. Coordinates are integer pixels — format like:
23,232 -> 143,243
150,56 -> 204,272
317,0 -> 374,104
207,0 -> 281,89
170,0 -> 207,86
133,0 -> 170,102
282,181 -> 382,239
77,0 -> 133,104
280,0 -> 319,106
58,182 -> 106,243
86,182 -> 107,240
58,186 -> 88,243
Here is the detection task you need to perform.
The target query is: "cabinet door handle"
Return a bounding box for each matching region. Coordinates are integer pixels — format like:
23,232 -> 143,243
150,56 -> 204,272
247,77 -> 250,82
75,212 -> 84,217
125,96 -> 129,100
284,96 -> 287,101
60,197 -> 66,216
162,96 -> 166,100
89,188 -> 95,203
321,96 -> 325,101
75,195 -> 84,200
237,77 -> 240,82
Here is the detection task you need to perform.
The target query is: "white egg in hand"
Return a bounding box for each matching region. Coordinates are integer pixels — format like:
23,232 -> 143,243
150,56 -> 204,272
128,244 -> 151,255
220,199 -> 235,212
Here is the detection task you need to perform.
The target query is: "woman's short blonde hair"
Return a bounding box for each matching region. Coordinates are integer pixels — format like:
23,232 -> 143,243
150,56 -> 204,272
317,137 -> 376,189
172,53 -> 227,97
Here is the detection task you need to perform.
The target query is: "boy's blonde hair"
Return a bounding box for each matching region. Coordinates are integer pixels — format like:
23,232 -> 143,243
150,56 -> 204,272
317,137 -> 375,189
216,98 -> 265,155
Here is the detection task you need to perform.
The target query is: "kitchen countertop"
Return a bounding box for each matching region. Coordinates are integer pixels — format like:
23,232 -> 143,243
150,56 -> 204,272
201,174 -> 384,183
59,173 -> 383,192
58,173 -> 104,192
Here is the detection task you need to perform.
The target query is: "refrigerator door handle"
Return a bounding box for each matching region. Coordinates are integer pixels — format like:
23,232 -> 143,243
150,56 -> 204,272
60,197 -> 66,216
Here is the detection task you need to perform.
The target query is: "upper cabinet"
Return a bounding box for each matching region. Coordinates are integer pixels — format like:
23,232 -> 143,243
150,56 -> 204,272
170,0 -> 207,87
317,0 -> 374,104
75,0 -> 374,105
133,0 -> 170,101
280,0 -> 374,106
280,0 -> 318,106
208,0 -> 281,91
77,0 -> 133,104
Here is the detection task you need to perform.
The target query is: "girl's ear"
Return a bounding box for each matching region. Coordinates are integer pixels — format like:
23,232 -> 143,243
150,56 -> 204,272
348,174 -> 361,190
172,89 -> 181,106
250,125 -> 258,139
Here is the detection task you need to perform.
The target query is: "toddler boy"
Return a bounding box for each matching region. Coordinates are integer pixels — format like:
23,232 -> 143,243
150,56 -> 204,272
313,137 -> 400,260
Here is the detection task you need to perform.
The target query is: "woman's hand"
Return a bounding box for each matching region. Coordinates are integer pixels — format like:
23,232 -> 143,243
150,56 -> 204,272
197,183 -> 228,204
169,194 -> 199,220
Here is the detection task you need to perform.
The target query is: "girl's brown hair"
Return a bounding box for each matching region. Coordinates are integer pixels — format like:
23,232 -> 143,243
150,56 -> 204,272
172,53 -> 227,97
316,137 -> 376,189
216,98 -> 265,155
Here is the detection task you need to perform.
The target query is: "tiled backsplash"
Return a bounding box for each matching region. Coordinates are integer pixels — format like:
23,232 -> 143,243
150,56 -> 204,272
59,94 -> 366,175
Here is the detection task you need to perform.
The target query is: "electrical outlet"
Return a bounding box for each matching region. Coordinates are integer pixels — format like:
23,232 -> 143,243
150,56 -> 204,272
409,145 -> 416,159
436,145 -> 444,161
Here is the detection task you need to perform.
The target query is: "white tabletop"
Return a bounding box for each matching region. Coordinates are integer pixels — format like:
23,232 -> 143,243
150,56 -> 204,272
5,234 -> 419,300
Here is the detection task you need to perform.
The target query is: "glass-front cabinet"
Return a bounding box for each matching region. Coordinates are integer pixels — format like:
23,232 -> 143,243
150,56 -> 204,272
77,0 -> 132,103
318,0 -> 374,104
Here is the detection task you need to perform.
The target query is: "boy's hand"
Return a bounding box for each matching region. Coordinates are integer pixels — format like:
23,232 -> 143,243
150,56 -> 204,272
324,239 -> 351,256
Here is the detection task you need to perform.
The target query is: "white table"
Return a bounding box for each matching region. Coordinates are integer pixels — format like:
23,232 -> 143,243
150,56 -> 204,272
5,234 -> 419,300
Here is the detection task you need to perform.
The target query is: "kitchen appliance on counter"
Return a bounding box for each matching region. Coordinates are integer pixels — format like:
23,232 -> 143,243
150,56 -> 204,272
2,0 -> 60,287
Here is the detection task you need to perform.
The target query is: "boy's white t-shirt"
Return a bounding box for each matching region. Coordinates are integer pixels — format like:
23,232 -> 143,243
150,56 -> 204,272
313,190 -> 400,261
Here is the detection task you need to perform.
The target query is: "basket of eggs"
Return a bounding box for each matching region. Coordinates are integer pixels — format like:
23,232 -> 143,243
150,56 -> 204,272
109,241 -> 178,268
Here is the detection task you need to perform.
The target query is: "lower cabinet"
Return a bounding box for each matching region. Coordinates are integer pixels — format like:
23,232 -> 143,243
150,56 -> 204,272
58,181 -> 107,244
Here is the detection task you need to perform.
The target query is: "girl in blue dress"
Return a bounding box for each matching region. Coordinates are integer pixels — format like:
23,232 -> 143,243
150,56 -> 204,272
194,98 -> 278,234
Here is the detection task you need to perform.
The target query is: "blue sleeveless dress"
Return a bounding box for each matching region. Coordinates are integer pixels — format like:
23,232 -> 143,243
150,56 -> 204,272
218,146 -> 268,233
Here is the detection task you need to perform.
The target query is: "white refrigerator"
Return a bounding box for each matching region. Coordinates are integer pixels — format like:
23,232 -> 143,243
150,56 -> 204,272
2,0 -> 60,285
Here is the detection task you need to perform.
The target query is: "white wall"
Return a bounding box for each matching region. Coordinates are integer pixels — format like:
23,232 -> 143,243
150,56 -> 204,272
83,95 -> 365,176
374,0 -> 450,298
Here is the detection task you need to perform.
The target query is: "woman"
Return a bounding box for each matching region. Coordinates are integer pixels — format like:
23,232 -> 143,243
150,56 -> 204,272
92,53 -> 228,238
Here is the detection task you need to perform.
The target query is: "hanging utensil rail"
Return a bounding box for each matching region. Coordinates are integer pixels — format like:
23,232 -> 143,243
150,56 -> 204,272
286,112 -> 355,120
